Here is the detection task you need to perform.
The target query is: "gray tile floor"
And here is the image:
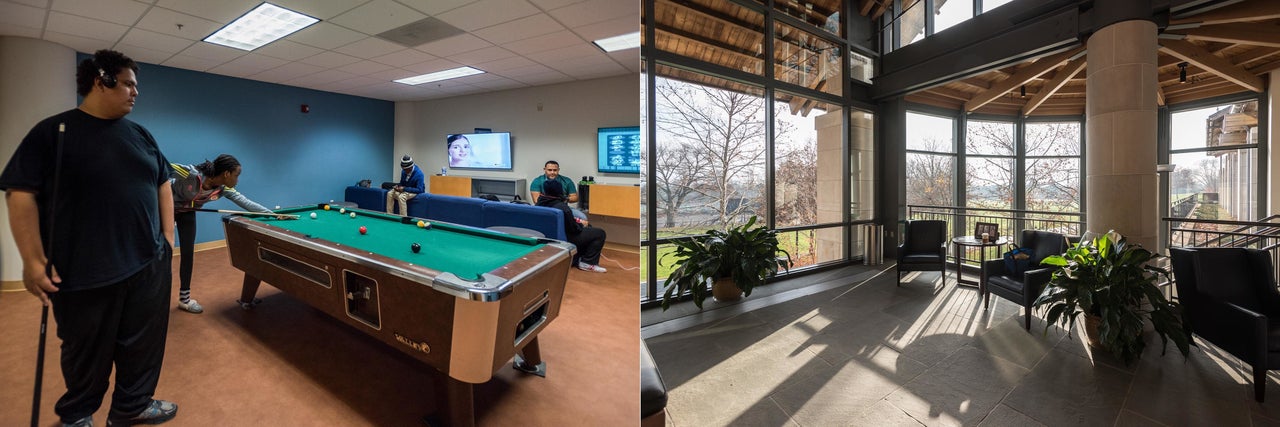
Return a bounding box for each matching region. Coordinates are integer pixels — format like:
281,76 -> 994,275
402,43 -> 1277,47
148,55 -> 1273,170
643,265 -> 1280,426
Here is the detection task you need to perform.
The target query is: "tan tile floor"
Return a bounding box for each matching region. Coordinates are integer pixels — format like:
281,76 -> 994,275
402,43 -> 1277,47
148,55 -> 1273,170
646,266 -> 1280,426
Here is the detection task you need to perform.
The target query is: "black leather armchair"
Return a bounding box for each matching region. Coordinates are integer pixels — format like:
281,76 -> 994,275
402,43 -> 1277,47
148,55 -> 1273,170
896,220 -> 948,285
1170,247 -> 1280,402
981,230 -> 1069,330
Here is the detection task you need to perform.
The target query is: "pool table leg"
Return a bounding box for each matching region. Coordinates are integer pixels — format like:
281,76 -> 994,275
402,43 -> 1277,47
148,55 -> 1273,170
513,337 -> 547,377
424,377 -> 475,427
236,274 -> 264,310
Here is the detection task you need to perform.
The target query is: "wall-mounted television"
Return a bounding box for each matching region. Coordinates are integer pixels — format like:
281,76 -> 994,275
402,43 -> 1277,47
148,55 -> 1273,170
597,126 -> 640,174
446,132 -> 512,170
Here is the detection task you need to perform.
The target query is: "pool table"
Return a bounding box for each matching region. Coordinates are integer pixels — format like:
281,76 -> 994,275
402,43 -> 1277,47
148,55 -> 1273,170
222,204 -> 575,426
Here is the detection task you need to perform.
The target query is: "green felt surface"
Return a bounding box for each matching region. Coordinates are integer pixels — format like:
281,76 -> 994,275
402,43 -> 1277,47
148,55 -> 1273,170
250,206 -> 542,280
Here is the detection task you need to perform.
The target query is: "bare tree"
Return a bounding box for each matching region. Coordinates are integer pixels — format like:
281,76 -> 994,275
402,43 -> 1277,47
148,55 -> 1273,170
1024,123 -> 1081,212
655,79 -> 770,227
906,137 -> 955,206
652,141 -> 709,228
775,139 -> 817,226
965,121 -> 1015,208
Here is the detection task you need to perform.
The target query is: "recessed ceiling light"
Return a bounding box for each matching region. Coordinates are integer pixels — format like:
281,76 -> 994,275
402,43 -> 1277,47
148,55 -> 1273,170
203,3 -> 319,51
593,31 -> 640,52
394,67 -> 485,85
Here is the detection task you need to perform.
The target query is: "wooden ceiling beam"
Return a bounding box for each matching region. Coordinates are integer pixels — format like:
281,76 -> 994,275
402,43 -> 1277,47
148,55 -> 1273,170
1171,0 -> 1280,26
858,0 -> 876,17
1248,58 -> 1280,75
1160,38 -> 1264,92
964,47 -> 1084,112
1022,56 -> 1086,116
1170,23 -> 1280,48
871,0 -> 890,21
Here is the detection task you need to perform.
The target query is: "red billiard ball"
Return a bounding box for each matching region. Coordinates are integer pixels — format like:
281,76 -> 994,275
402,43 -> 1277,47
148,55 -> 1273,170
359,226 -> 367,235
411,243 -> 421,253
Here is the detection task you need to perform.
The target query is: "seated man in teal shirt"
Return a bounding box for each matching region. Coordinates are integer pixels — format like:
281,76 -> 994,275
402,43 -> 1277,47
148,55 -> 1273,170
530,160 -> 577,203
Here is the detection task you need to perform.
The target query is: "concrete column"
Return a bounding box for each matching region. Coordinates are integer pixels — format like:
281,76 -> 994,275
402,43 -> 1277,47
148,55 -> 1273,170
1268,72 -> 1279,215
1084,20 -> 1159,249
814,110 -> 842,262
0,37 -> 76,291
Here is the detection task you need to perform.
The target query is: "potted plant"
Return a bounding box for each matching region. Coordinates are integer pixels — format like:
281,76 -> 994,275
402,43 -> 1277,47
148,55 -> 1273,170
660,216 -> 792,310
1034,230 -> 1192,365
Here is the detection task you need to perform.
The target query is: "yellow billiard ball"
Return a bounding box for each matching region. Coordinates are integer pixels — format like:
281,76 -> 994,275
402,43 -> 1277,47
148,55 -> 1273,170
417,220 -> 425,228
323,205 -> 330,210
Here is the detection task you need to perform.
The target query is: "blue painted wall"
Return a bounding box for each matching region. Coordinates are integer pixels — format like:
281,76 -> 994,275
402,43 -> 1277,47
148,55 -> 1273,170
116,59 -> 393,244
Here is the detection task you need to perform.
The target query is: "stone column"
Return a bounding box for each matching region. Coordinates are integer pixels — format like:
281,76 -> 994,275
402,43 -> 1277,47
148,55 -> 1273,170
1085,20 -> 1158,249
1,37 -> 76,291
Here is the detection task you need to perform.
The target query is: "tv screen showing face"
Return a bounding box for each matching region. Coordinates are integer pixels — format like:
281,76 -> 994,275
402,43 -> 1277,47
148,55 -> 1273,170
597,126 -> 640,174
446,132 -> 512,170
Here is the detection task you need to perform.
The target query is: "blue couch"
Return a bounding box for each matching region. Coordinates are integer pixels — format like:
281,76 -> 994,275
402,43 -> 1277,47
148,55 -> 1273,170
343,186 -> 567,241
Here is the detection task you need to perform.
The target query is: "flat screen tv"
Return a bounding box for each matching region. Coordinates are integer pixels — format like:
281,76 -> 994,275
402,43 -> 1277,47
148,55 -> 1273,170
597,126 -> 640,174
446,132 -> 512,171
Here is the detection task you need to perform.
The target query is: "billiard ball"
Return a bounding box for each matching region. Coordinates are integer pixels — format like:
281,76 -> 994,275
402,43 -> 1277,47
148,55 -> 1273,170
339,208 -> 346,214
359,226 -> 367,235
422,222 -> 432,230
416,220 -> 425,228
411,243 -> 421,253
323,205 -> 330,210
310,212 -> 317,219
349,212 -> 357,218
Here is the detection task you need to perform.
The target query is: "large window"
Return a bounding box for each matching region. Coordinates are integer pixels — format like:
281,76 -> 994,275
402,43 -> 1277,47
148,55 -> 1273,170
906,112 -> 956,207
1025,121 -> 1081,212
965,120 -> 1015,209
1168,99 -> 1259,227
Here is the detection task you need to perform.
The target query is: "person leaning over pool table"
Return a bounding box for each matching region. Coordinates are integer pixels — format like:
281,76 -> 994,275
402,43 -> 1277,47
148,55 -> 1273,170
0,49 -> 179,427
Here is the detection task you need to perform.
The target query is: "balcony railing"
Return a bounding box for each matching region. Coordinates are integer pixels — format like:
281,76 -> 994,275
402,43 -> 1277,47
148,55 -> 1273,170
1164,215 -> 1280,285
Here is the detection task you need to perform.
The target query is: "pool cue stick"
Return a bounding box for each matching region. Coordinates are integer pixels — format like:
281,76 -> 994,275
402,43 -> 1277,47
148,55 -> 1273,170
176,207 -> 299,219
32,123 -> 65,427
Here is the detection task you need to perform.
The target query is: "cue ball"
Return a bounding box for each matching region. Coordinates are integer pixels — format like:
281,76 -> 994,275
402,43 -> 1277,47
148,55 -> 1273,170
416,220 -> 425,228
411,243 -> 421,253
310,212 -> 317,219
339,208 -> 346,214
359,226 -> 367,235
423,222 -> 432,230
349,212 -> 357,218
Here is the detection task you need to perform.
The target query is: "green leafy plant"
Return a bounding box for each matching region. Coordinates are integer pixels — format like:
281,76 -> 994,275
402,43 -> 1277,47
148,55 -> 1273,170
1034,230 -> 1192,365
660,216 -> 792,310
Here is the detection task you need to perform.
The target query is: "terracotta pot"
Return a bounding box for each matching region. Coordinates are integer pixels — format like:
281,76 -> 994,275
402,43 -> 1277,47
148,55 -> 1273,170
1082,313 -> 1104,348
711,277 -> 742,302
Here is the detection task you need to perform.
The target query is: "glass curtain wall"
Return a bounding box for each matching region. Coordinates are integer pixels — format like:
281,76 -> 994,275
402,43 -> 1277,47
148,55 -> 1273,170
1167,97 -> 1261,240
642,0 -> 872,305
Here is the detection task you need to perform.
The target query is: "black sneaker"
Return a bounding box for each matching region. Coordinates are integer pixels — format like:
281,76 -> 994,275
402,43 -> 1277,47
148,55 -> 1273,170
63,416 -> 93,427
106,400 -> 177,426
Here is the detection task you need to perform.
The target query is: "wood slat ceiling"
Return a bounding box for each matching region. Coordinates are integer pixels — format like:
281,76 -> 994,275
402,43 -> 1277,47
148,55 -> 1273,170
649,0 -> 1276,117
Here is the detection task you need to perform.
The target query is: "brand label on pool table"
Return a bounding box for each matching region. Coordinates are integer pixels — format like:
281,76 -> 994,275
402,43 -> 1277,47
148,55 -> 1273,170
394,332 -> 431,354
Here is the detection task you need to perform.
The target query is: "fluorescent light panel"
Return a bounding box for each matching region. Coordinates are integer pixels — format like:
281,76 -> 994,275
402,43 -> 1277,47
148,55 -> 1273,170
394,67 -> 484,85
204,3 -> 319,51
593,31 -> 640,52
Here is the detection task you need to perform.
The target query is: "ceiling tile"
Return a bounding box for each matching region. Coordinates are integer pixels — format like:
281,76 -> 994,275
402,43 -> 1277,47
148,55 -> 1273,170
0,24 -> 43,39
161,53 -> 224,72
525,43 -> 598,63
472,13 -> 562,45
403,58 -> 464,74
316,75 -> 382,92
528,0 -> 587,11
52,0 -> 149,26
43,30 -> 115,54
606,50 -> 638,69
502,30 -> 583,55
475,56 -> 536,72
300,51 -> 362,68
512,70 -> 570,85
366,68 -> 417,82
0,2 -> 48,29
289,21 -> 366,50
328,0 -> 426,36
415,33 -> 492,58
396,0 -> 477,16
119,28 -> 195,54
176,41 -> 244,64
209,53 -> 289,76
448,46 -> 515,66
134,7 -> 221,41
287,69 -> 356,86
471,77 -> 527,91
155,0 -> 259,24
9,0 -> 50,7
549,0 -> 633,27
334,59 -> 389,76
269,0 -> 365,20
435,0 -> 540,32
115,44 -> 172,65
371,49 -> 437,68
47,11 -> 129,42
560,61 -> 626,79
501,63 -> 555,77
569,14 -> 636,41
250,61 -> 323,83
334,37 -> 405,59
253,39 -> 323,61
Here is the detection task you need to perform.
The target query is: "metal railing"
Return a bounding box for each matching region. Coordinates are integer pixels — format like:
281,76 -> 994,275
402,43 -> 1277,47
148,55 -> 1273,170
907,205 -> 1085,268
1164,216 -> 1280,284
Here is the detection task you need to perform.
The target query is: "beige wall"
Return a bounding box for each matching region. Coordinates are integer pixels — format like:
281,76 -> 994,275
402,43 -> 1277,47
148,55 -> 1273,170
0,37 -> 76,291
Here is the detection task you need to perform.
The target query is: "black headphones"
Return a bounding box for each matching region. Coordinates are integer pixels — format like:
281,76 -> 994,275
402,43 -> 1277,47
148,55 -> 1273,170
95,58 -> 117,89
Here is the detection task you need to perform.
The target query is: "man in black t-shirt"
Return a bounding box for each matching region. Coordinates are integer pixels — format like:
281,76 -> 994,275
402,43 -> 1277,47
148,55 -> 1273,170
0,50 -> 178,427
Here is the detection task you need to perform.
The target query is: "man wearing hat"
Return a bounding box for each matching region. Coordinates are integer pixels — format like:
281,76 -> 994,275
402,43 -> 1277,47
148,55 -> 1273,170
386,154 -> 425,214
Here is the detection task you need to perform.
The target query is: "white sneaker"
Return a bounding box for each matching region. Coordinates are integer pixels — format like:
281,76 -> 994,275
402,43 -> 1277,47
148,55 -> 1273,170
178,299 -> 204,314
577,262 -> 606,273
